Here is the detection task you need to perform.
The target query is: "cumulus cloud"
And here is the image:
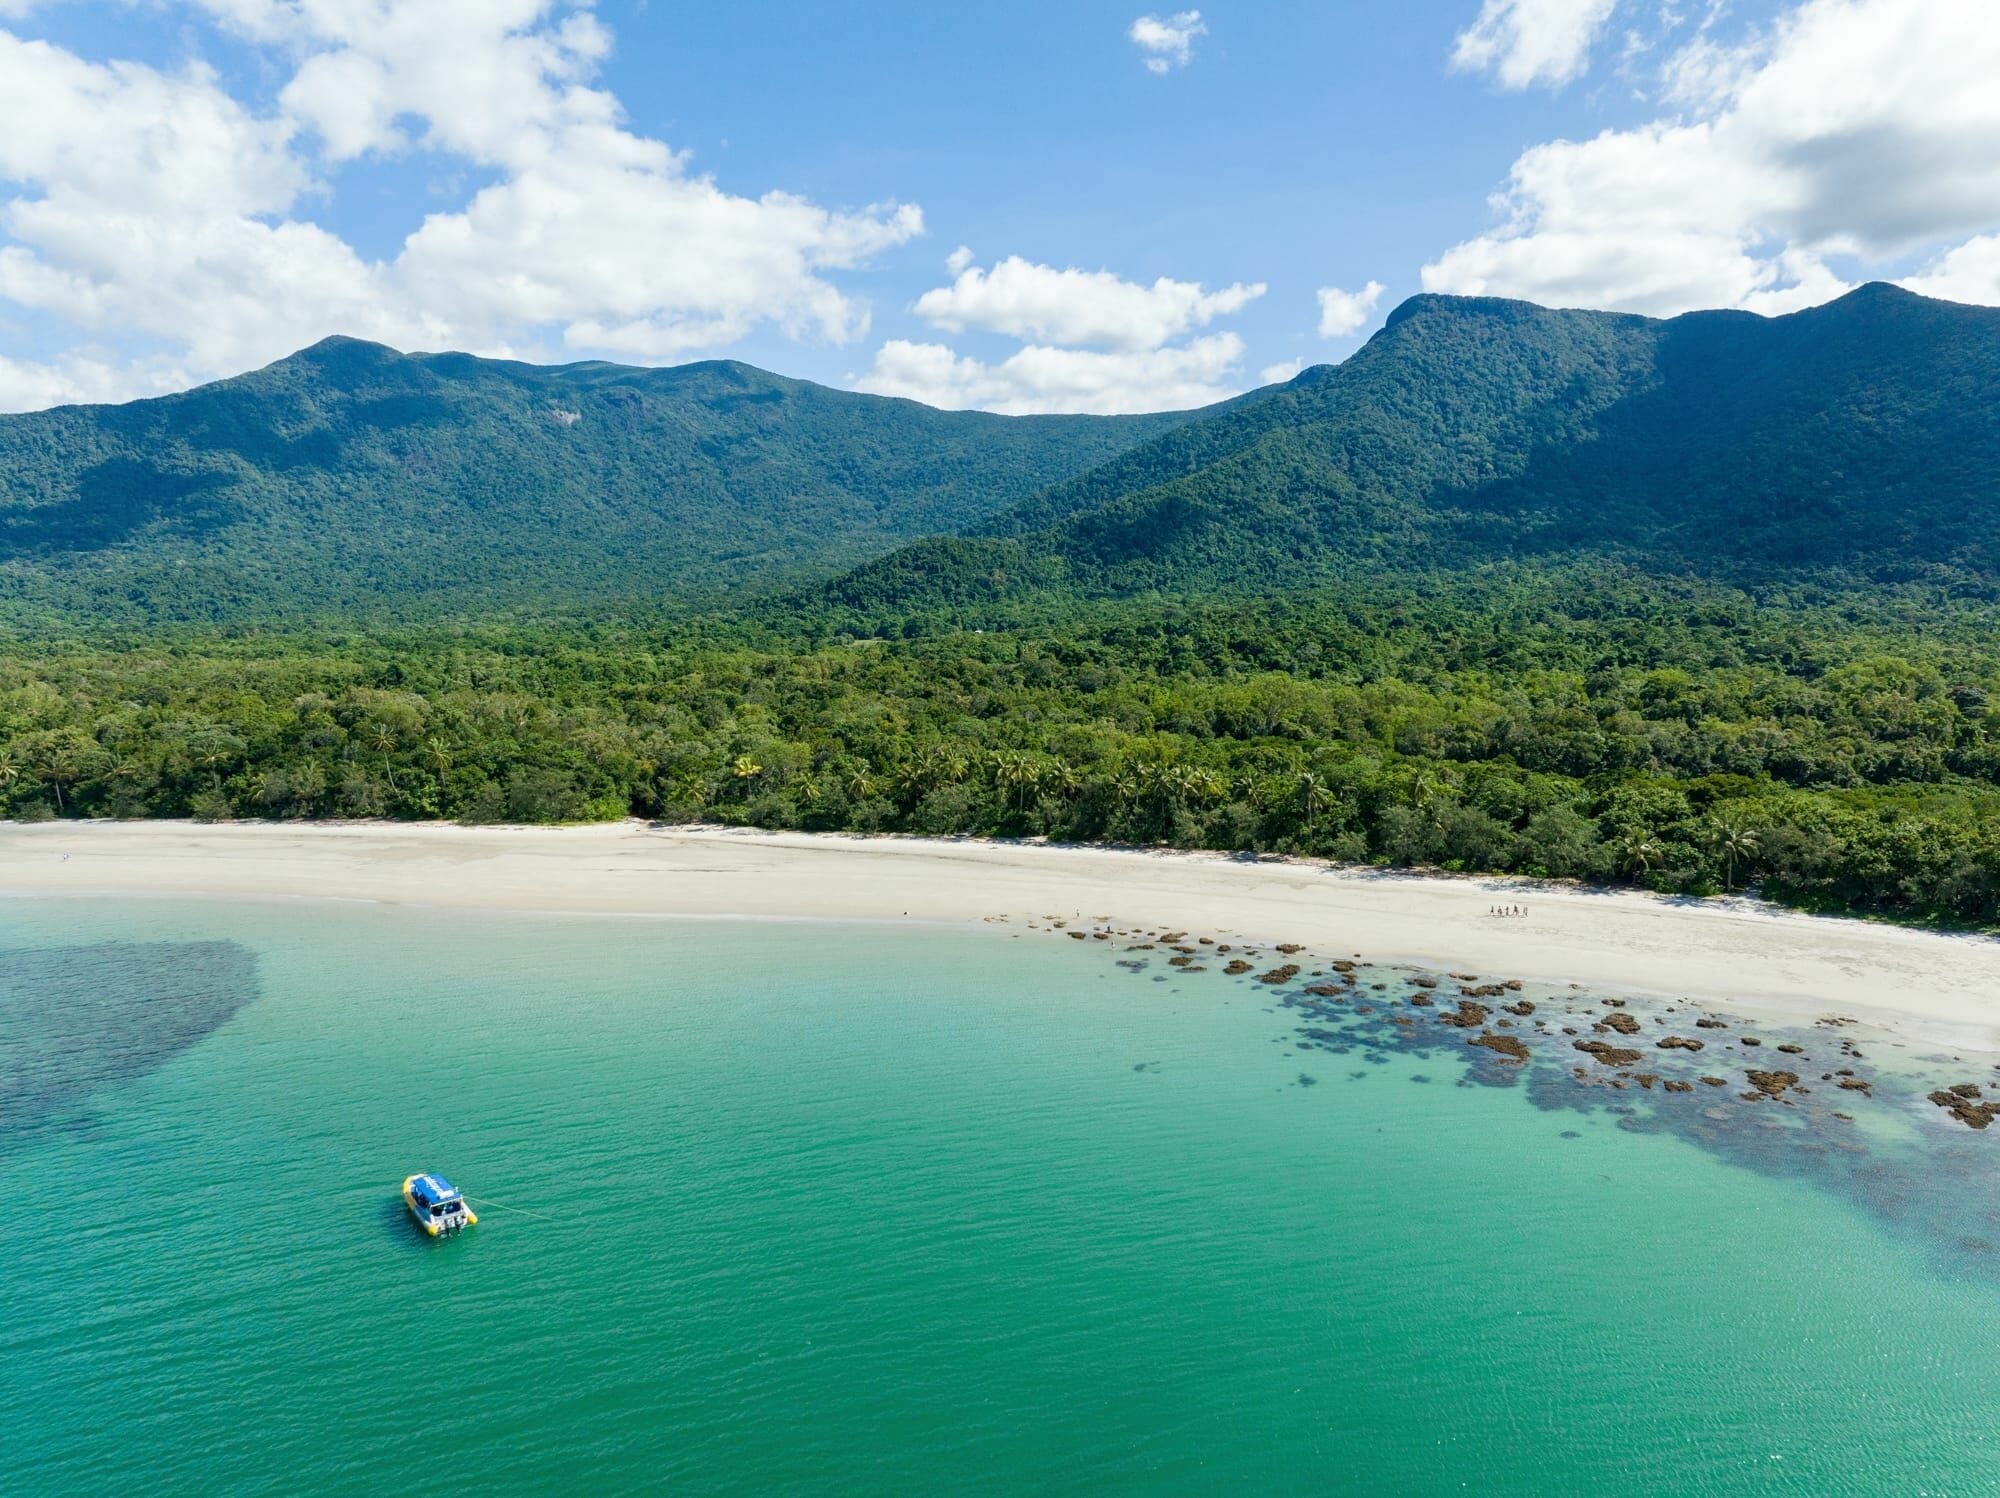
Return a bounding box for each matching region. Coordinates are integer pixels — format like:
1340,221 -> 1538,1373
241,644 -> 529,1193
0,2 -> 921,408
1451,0 -> 1619,89
1426,0 -> 2000,316
1316,280 -> 1387,338
862,251 -> 1263,412
912,255 -> 1263,352
1259,357 -> 1306,384
1902,234 -> 2000,305
856,334 -> 1245,416
1129,10 -> 1205,74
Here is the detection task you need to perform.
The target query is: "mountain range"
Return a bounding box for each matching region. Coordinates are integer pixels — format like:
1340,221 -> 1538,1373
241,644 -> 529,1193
3,283 -> 1997,624
0,337 -> 1183,621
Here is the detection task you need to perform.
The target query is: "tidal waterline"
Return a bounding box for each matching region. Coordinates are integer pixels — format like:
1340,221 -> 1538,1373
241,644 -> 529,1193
4,898 -> 1999,1494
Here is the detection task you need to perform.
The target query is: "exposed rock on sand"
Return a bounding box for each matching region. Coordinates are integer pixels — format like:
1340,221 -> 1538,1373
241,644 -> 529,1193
1928,1085 -> 2000,1129
1470,1031 -> 1531,1063
1574,1040 -> 1642,1067
1744,1069 -> 1801,1099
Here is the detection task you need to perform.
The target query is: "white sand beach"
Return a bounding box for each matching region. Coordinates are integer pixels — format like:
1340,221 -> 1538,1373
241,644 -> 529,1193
4,819 -> 1998,1054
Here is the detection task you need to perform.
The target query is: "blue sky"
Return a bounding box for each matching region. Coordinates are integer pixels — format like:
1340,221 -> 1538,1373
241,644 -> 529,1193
1,1 -> 1996,411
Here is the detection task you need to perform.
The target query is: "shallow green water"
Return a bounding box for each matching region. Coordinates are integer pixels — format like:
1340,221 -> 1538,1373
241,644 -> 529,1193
5,898 -> 2000,1495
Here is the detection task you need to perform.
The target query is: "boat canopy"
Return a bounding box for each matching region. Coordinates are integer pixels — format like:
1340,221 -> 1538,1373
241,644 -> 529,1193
409,1174 -> 462,1206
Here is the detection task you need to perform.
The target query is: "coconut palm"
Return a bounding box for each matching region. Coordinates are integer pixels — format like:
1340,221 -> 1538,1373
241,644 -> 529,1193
1712,822 -> 1761,891
991,751 -> 1040,813
1297,771 -> 1327,825
366,724 -> 401,792
1616,833 -> 1664,879
423,736 -> 453,799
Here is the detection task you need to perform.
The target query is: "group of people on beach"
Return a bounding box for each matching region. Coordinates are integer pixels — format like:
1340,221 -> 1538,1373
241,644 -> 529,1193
1489,904 -> 1528,918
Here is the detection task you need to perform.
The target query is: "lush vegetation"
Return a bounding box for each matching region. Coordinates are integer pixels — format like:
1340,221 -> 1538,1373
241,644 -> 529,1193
8,568 -> 2000,925
908,283 -> 2000,603
0,337 -> 1182,622
6,286 -> 2000,929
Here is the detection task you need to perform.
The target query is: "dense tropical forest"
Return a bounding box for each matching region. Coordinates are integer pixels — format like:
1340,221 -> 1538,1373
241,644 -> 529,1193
5,285 -> 2000,926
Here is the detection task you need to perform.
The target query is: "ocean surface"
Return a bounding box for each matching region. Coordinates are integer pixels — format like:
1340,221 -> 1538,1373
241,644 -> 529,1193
5,896 -> 2000,1495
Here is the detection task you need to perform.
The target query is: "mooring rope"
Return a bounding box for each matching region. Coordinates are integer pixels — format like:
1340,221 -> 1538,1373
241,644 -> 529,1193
461,1194 -> 561,1224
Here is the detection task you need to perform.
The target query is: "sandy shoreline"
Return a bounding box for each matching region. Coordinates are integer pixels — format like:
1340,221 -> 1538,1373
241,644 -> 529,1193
4,819 -> 1999,1054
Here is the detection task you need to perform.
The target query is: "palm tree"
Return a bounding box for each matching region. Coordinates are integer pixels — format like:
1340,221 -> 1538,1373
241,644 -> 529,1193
991,751 -> 1039,813
844,764 -> 876,801
1043,760 -> 1081,800
1297,771 -> 1327,825
366,724 -> 401,792
730,754 -> 763,785
32,734 -> 86,813
423,736 -> 453,800
1616,833 -> 1664,879
1712,822 -> 1761,891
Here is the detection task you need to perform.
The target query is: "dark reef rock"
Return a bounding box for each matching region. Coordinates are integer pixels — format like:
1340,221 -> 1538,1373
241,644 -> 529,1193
1258,964 -> 1302,985
1928,1088 -> 2000,1129
1745,1069 -> 1801,1099
1502,999 -> 1535,1016
1574,1040 -> 1642,1067
1596,1012 -> 1641,1036
1658,1036 -> 1704,1052
1470,1030 -> 1531,1063
1437,1000 -> 1492,1029
1225,960 -> 1254,975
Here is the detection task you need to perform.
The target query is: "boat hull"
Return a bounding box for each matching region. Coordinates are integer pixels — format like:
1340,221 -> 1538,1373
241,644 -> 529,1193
402,1174 -> 477,1236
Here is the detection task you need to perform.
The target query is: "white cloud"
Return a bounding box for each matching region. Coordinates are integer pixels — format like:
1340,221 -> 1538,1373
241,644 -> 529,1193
0,3 -> 922,408
1260,357 -> 1306,384
1129,10 -> 1205,74
1316,280 -> 1387,338
912,255 -> 1263,352
1901,234 -> 2000,304
856,334 -> 1245,415
868,250 -> 1265,412
1452,0 -> 1619,89
1426,0 -> 2000,316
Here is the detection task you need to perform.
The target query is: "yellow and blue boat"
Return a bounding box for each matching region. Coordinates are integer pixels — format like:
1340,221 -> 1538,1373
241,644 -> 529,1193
402,1173 -> 477,1237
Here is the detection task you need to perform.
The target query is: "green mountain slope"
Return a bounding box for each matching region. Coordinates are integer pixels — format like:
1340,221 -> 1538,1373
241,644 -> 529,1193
0,338 -> 1189,622
826,284 -> 2000,614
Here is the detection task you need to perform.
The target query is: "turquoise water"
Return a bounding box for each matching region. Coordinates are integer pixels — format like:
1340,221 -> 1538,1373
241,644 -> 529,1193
5,898 -> 2000,1495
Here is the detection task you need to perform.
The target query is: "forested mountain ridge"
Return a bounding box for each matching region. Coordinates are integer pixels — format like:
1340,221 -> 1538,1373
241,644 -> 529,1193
0,337 -> 1189,622
824,284 -> 2000,615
